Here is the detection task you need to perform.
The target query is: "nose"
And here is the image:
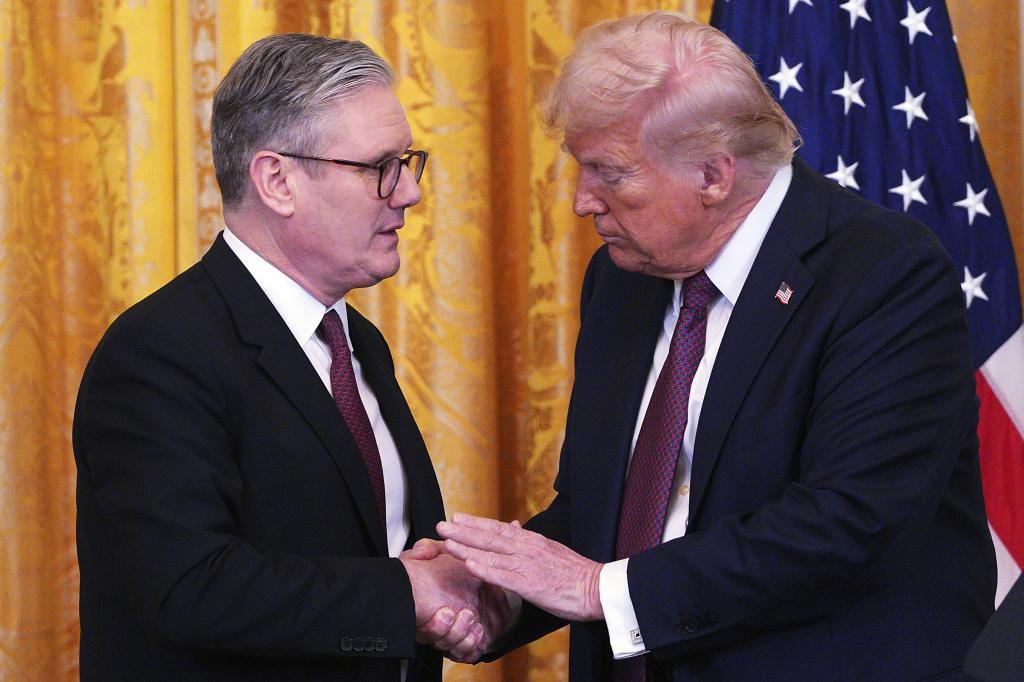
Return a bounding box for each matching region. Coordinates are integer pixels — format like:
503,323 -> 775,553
573,175 -> 608,217
388,163 -> 422,209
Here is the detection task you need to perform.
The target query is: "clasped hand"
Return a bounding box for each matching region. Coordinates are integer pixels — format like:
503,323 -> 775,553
401,513 -> 604,663
399,540 -> 511,663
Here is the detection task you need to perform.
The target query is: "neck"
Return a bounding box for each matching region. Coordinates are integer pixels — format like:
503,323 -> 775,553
666,170 -> 775,280
717,171 -> 774,236
224,208 -> 345,307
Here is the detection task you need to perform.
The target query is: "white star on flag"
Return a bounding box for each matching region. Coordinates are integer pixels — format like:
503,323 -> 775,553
789,0 -> 813,14
959,100 -> 979,142
892,86 -> 929,129
954,183 -> 991,225
961,266 -> 989,308
769,57 -> 804,99
826,156 -> 860,190
901,2 -> 934,45
839,0 -> 871,29
889,169 -> 928,211
832,71 -> 866,114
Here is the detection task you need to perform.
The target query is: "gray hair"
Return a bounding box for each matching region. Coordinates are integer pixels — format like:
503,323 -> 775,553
212,33 -> 394,209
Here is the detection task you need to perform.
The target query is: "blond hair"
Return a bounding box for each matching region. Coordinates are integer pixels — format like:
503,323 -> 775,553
544,11 -> 799,175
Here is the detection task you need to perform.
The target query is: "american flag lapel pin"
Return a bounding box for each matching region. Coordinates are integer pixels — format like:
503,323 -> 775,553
774,281 -> 794,305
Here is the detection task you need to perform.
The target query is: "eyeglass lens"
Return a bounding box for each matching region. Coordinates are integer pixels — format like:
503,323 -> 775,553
380,152 -> 427,198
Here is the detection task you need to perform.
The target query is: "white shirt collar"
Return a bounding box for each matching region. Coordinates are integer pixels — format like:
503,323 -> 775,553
222,227 -> 350,346
677,164 -> 792,308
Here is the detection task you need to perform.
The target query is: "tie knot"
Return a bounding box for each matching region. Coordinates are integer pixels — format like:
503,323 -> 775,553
682,271 -> 718,311
319,309 -> 349,356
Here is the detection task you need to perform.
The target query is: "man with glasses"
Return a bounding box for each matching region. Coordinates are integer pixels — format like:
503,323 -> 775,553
73,34 -> 504,680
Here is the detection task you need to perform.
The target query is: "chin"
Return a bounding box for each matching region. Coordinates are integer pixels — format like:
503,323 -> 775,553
345,255 -> 401,293
375,254 -> 401,282
606,244 -> 644,274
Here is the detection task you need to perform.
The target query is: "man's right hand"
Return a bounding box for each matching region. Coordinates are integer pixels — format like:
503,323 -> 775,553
399,540 -> 512,663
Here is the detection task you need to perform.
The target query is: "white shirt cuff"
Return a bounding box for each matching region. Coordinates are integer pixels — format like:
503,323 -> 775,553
599,558 -> 646,658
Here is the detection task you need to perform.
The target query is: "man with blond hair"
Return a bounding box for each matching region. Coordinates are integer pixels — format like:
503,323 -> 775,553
438,11 -> 995,680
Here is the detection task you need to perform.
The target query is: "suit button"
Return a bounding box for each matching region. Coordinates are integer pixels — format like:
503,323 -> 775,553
339,637 -> 353,652
376,637 -> 388,652
353,637 -> 366,652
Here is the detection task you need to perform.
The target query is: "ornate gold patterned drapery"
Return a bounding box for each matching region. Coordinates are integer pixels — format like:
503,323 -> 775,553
0,1 -> 1018,680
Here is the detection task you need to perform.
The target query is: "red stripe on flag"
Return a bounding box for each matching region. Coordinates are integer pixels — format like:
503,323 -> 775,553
976,370 -> 1024,567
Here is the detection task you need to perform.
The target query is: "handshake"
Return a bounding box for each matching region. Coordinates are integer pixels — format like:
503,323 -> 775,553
398,514 -> 605,663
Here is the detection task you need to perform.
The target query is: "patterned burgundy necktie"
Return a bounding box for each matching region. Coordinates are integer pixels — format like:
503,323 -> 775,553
612,271 -> 718,682
319,309 -> 387,529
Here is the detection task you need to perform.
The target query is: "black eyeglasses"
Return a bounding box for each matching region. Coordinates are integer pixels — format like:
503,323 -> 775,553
277,149 -> 429,199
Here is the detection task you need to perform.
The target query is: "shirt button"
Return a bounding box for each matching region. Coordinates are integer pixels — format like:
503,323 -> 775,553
679,484 -> 690,496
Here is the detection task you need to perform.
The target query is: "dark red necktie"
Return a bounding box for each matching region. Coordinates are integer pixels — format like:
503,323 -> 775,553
612,271 -> 718,682
319,309 -> 387,529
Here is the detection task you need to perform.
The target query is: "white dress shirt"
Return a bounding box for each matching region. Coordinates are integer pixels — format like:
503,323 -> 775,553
599,165 -> 793,657
223,228 -> 411,558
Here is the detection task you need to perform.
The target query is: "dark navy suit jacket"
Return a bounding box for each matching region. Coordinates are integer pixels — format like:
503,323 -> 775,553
74,234 -> 445,680
514,159 -> 996,680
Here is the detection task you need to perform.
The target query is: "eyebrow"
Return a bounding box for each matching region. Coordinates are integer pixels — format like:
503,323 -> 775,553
584,158 -> 629,173
369,144 -> 414,165
563,146 -> 614,168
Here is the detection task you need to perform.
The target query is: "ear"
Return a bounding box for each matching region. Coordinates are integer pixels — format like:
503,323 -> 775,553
248,151 -> 296,218
699,154 -> 736,207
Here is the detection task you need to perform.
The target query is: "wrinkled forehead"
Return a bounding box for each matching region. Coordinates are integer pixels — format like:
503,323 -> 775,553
563,115 -> 646,165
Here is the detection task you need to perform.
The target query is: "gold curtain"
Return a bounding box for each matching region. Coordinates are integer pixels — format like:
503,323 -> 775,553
0,1 -> 1018,680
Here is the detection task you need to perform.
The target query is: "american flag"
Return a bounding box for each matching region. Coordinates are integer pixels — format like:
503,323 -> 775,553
712,0 -> 1024,604
775,281 -> 794,304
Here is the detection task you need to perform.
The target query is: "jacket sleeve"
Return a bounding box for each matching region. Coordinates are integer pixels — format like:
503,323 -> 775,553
487,249 -> 612,654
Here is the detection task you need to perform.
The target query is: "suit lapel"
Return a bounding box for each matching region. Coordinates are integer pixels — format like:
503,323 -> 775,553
202,235 -> 389,555
584,271 -> 673,560
689,160 -> 828,521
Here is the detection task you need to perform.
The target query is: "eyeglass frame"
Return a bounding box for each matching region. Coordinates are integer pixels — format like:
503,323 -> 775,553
275,149 -> 429,199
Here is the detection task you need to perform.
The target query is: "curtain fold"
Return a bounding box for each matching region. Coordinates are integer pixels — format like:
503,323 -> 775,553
0,1 -> 1016,679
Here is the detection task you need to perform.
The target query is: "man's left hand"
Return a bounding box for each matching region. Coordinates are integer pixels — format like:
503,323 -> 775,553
437,514 -> 604,622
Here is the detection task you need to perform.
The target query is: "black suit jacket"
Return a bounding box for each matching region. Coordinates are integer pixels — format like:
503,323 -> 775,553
514,159 -> 996,680
965,574 -> 1024,681
73,233 -> 445,680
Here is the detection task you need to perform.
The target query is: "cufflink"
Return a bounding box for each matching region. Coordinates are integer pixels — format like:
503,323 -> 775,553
630,628 -> 643,646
